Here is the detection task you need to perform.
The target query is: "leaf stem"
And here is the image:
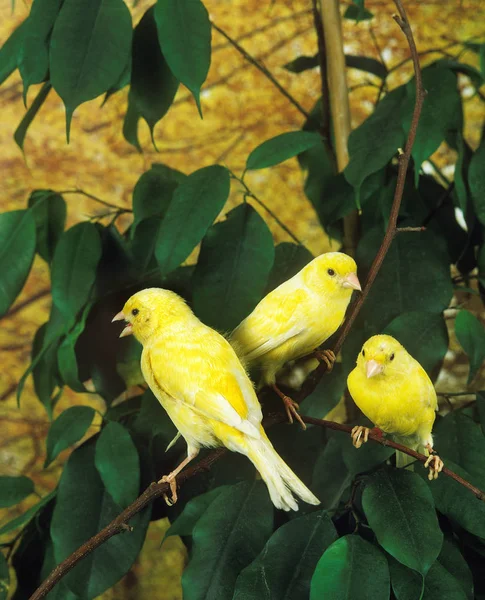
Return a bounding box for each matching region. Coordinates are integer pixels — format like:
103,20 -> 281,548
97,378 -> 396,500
57,189 -> 131,213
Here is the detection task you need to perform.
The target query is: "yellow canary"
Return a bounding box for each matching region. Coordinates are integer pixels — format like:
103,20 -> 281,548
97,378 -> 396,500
112,288 -> 320,511
347,334 -> 443,480
231,252 -> 361,426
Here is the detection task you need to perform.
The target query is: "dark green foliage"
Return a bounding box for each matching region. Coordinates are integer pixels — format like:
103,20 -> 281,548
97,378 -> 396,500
45,406 -> 95,467
455,310 -> 485,383
0,477 -> 34,508
246,131 -> 322,170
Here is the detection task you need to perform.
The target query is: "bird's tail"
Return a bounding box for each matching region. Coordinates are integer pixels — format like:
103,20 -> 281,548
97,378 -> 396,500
395,450 -> 415,470
246,432 -> 320,511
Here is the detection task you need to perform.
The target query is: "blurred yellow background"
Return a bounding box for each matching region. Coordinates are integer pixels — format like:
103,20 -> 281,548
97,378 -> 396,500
1,0 -> 484,596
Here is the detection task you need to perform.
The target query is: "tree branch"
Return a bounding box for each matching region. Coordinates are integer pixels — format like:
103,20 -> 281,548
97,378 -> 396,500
2,289 -> 50,321
298,0 -> 425,400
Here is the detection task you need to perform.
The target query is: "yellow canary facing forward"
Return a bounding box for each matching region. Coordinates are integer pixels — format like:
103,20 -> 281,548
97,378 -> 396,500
231,252 -> 361,426
112,288 -> 320,511
347,334 -> 443,480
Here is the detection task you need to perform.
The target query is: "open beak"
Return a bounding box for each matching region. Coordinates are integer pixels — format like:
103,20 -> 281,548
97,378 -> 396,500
366,359 -> 384,378
342,272 -> 362,291
111,311 -> 133,338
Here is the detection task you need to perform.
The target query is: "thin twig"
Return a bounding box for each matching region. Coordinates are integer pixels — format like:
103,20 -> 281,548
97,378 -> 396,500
396,226 -> 426,232
298,0 -> 426,400
211,22 -> 311,121
30,409 -> 485,599
57,189 -> 131,213
2,289 -> 50,321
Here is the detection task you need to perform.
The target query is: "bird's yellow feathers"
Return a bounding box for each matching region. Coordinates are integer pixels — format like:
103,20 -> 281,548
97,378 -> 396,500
231,252 -> 360,384
347,334 -> 437,445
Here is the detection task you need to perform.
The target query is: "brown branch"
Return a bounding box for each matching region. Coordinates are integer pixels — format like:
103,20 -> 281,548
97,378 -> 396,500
31,408 -> 485,599
2,289 -> 50,321
298,0 -> 425,401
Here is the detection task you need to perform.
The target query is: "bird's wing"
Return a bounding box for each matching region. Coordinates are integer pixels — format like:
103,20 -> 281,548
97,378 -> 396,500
232,286 -> 308,361
145,341 -> 261,439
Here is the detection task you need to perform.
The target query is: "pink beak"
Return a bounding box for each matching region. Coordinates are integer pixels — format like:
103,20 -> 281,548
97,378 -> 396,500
112,311 -> 133,338
366,359 -> 384,378
342,272 -> 362,291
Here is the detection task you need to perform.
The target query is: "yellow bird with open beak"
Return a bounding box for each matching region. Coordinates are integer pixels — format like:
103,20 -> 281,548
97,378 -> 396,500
231,252 -> 361,427
112,288 -> 320,511
347,334 -> 444,480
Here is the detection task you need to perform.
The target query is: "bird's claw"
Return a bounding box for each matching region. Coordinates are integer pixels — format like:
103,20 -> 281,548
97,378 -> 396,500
315,349 -> 336,372
158,473 -> 178,505
424,444 -> 444,480
351,425 -> 370,449
282,395 -> 307,430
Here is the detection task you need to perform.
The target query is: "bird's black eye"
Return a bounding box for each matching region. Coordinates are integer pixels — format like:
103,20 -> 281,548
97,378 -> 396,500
132,308 -> 139,316
362,349 -> 365,357
389,353 -> 395,361
327,268 -> 335,276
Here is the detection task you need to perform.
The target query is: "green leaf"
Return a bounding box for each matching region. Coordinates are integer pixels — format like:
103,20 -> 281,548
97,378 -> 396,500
404,67 -> 462,184
122,92 -> 142,152
433,58 -> 484,89
384,311 -> 449,374
362,468 -> 443,575
28,189 -> 66,263
193,203 -> 275,331
49,0 -> 133,140
0,210 -> 36,317
247,131 -> 322,170
389,555 -> 468,600
154,0 -> 211,116
477,391 -> 485,436
0,489 -> 56,537
51,443 -> 150,599
57,303 -> 93,392
0,22 -> 25,86
102,53 -> 131,105
132,163 -> 187,231
283,54 -> 319,73
266,242 -> 313,292
345,54 -> 387,79
95,422 -> 140,509
455,310 -> 485,383
155,165 -> 230,276
31,322 -> 62,418
340,431 -> 395,477
14,81 -> 51,151
357,227 -> 453,331
45,405 -> 95,468
311,535 -> 390,600
40,540 -> 79,600
131,7 -> 179,142
345,86 -> 407,198
300,364 -> 347,419
0,551 -> 9,600
165,486 -> 229,539
344,2 -> 373,21
454,133 -> 473,214
438,538 -> 474,600
132,389 -> 178,446
51,222 -> 102,320
0,476 -> 34,508
182,481 -> 274,600
18,0 -> 62,99
469,133 -> 485,225
312,434 -> 351,510
234,511 -> 337,600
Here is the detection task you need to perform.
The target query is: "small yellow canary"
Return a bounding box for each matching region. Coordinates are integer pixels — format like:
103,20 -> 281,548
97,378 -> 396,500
231,252 -> 361,426
347,334 -> 443,480
112,288 -> 320,511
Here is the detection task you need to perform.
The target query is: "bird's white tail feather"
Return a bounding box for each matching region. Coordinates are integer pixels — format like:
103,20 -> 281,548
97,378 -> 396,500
246,434 -> 320,512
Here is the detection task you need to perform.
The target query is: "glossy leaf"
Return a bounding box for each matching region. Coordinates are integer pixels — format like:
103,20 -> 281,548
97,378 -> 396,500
341,431 -> 394,477
438,538 -> 474,600
95,422 -> 140,509
49,0 -> 132,139
344,3 -> 374,20
357,227 -> 453,330
469,133 -> 485,225
31,321 -> 62,418
131,7 -> 179,141
451,133 -> 472,214
40,541 -> 79,600
312,434 -> 351,510
45,405 -> 96,468
345,54 -> 387,79
28,189 -> 66,263
234,511 -> 337,600
192,203 -> 275,331
0,210 -> 36,317
0,22 -> 25,86
57,303 -> 93,392
362,468 -> 442,575
477,391 -> 485,436
182,481 -> 274,600
155,165 -> 230,276
434,58 -> 484,89
455,310 -> 485,383
14,81 -> 51,151
266,242 -> 313,292
0,551 -> 9,600
247,131 -> 322,170
0,476 -> 34,508
300,364 -> 347,419
283,54 -> 319,73
311,535 -> 390,600
123,92 -> 142,152
384,311 -> 449,374
155,0 -> 211,115
51,443 -> 150,599
51,222 -> 102,321
0,489 -> 56,536
18,0 -> 62,98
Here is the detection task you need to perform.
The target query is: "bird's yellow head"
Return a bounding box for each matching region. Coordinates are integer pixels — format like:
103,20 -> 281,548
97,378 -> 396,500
356,334 -> 411,379
302,252 -> 361,297
112,287 -> 193,344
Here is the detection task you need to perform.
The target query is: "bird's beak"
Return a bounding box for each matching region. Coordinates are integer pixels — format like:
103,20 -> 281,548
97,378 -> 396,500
111,311 -> 133,338
342,272 -> 362,291
366,359 -> 384,378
